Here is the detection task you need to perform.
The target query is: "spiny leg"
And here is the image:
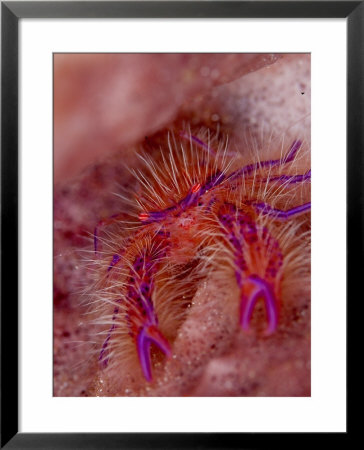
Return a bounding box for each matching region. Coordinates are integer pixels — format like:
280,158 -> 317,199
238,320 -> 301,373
262,169 -> 311,185
227,139 -> 303,182
179,134 -> 307,188
99,235 -> 172,381
127,241 -> 172,381
217,203 -> 282,334
137,172 -> 226,225
253,202 -> 311,219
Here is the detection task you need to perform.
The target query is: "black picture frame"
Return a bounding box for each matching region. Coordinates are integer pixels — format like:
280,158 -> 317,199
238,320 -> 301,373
1,1 -> 361,448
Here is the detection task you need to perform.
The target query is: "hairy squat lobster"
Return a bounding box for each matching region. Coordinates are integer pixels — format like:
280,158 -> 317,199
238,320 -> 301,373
89,131 -> 311,383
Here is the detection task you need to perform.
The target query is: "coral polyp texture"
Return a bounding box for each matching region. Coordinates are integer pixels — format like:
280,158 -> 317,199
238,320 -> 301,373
84,129 -> 311,393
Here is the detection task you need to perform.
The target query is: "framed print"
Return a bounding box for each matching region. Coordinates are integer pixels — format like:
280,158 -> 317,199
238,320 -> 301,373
1,1 -> 361,448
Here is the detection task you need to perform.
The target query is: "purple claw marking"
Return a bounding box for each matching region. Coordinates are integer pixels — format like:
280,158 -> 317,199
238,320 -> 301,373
253,202 -> 311,219
240,275 -> 278,335
137,325 -> 172,382
240,289 -> 261,331
137,329 -> 153,381
120,238 -> 171,381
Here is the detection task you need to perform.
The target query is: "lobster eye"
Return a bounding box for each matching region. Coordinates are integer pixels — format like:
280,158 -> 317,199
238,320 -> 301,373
191,183 -> 201,193
138,212 -> 150,221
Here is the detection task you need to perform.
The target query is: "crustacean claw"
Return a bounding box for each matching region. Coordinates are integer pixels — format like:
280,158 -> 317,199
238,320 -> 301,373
240,275 -> 279,336
137,325 -> 172,382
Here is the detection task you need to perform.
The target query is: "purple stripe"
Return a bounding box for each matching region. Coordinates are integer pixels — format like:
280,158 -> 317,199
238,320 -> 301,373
254,202 -> 311,219
228,140 -> 302,182
284,140 -> 302,162
200,171 -> 225,193
265,169 -> 311,184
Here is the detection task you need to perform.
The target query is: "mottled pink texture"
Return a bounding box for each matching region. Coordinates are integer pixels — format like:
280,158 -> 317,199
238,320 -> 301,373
55,53 -> 280,183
